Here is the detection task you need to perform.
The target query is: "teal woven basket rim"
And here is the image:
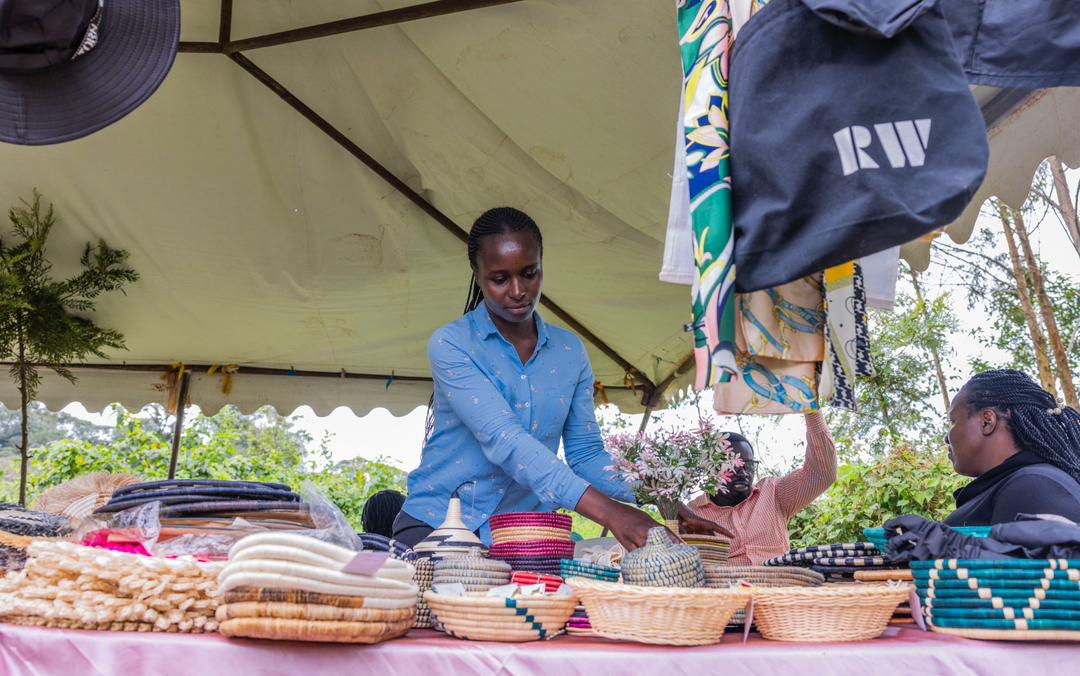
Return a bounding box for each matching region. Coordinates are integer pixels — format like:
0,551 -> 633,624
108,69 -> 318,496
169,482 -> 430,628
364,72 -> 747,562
911,559 -> 1080,570
926,607 -> 1080,620
929,617 -> 1080,630
922,597 -> 1080,610
917,579 -> 1080,590
914,569 -> 1080,580
919,588 -> 1080,600
864,526 -> 991,541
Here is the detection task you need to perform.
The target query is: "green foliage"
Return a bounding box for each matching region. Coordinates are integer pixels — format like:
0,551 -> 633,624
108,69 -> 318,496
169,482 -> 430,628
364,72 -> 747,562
0,405 -> 406,531
0,191 -> 138,503
788,444 -> 967,548
825,284 -> 955,460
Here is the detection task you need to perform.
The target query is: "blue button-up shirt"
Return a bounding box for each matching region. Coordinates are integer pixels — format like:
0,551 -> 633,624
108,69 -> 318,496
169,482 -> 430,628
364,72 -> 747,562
402,304 -> 635,543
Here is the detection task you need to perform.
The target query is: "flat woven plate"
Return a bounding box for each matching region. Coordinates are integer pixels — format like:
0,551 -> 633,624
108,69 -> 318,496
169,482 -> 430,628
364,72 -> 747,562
219,617 -> 413,643
224,588 -> 376,608
912,559 -> 1080,571
927,607 -> 1080,621
917,578 -> 1080,590
814,556 -> 890,567
930,625 -> 1080,641
855,569 -> 914,582
787,543 -> 878,555
929,617 -> 1080,632
489,513 -> 573,530
915,568 -> 1080,581
764,550 -> 877,566
919,587 -> 1080,601
218,602 -> 415,623
924,597 -> 1080,611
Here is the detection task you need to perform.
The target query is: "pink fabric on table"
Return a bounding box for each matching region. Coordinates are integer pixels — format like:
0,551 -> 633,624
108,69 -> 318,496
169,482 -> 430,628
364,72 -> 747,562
1,625 -> 1077,676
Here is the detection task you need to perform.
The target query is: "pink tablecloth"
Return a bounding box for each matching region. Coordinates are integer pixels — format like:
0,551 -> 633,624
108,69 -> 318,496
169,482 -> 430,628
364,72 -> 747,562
1,624 -> 1076,675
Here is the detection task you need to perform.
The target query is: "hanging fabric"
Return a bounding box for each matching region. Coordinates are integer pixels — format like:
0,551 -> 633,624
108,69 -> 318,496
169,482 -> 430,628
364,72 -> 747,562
820,262 -> 872,410
713,274 -> 825,415
728,0 -> 988,293
677,0 -> 739,390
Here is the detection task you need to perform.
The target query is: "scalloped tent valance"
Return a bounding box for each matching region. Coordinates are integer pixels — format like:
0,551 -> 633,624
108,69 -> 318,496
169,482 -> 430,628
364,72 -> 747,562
0,1 -> 1074,418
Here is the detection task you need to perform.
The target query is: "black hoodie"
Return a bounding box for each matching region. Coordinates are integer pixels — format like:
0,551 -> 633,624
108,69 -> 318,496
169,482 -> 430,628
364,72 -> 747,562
945,450 -> 1080,526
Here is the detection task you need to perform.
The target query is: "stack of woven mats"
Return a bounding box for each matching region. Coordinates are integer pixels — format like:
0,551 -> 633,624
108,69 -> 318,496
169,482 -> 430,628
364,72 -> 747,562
216,532 -> 417,643
95,480 -> 306,522
680,534 -> 730,567
0,540 -> 221,632
913,559 -> 1080,641
433,548 -> 511,591
560,559 -> 619,636
765,542 -> 901,581
704,565 -> 824,626
0,503 -> 71,538
489,512 -> 574,577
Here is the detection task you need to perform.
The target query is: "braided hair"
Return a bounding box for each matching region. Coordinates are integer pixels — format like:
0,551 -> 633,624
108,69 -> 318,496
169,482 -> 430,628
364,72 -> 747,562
423,207 -> 544,441
361,489 -> 406,538
963,369 -> 1080,482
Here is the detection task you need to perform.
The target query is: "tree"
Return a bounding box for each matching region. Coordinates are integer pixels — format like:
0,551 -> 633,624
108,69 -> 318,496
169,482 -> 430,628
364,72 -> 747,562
0,192 -> 138,505
825,282 -> 957,459
0,402 -> 114,457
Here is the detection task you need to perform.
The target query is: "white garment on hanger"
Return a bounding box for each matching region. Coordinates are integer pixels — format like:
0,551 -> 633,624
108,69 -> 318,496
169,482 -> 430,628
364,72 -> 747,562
660,85 -> 694,285
862,246 -> 900,311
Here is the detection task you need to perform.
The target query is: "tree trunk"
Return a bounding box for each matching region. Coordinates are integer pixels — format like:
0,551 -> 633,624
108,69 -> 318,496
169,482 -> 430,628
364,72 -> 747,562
909,268 -> 951,412
1049,157 -> 1080,258
1011,208 -> 1078,408
16,317 -> 28,507
999,205 -> 1058,397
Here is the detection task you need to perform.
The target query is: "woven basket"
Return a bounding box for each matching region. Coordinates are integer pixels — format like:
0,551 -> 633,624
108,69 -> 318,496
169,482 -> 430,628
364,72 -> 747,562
414,558 -> 435,629
219,616 -> 414,643
751,584 -> 912,642
424,591 -> 579,642
929,625 -> 1080,641
492,527 -> 574,544
568,577 -> 750,646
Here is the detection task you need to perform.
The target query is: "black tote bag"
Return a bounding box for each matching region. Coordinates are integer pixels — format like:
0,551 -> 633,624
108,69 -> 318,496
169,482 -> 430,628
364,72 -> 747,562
729,0 -> 988,293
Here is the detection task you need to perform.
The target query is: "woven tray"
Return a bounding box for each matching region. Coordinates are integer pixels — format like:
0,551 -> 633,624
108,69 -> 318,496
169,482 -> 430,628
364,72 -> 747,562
855,569 -> 914,582
929,625 -> 1080,641
216,602 -> 415,623
568,577 -> 750,646
750,584 -> 911,642
424,591 -> 578,642
219,617 -> 413,643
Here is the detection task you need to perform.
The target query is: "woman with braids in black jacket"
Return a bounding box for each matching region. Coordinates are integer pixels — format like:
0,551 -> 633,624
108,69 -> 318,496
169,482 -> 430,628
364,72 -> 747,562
945,369 -> 1080,526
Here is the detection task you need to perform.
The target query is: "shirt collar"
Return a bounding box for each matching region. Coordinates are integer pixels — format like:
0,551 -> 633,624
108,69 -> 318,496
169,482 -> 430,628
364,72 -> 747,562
469,302 -> 549,349
953,450 -> 1046,507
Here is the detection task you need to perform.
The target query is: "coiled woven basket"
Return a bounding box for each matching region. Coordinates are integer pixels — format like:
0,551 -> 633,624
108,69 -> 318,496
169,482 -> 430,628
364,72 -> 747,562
567,577 -> 751,645
424,591 -> 579,642
751,584 -> 912,642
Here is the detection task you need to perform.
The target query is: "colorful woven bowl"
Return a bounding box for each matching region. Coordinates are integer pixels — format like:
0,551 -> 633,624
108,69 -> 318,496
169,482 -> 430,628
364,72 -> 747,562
424,591 -> 579,642
490,512 -> 573,531
560,559 -> 620,582
489,542 -> 576,559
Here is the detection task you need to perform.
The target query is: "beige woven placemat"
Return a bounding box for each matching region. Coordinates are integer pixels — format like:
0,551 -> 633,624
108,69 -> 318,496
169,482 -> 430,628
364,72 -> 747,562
216,602 -> 414,623
223,588 -> 372,608
219,617 -> 413,643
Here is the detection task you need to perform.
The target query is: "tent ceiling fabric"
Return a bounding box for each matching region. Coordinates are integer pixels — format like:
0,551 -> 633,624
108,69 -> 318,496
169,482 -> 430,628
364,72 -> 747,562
901,87 -> 1080,271
0,1 -> 1074,416
0,0 -> 692,416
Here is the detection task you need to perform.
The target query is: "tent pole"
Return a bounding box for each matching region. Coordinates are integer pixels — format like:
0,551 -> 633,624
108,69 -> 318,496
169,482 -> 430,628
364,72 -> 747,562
168,372 -> 191,480
637,407 -> 654,435
227,52 -> 658,397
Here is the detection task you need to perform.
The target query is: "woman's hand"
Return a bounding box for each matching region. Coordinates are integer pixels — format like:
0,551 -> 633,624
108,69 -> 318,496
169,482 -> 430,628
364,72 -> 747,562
574,487 -> 662,551
677,502 -> 735,538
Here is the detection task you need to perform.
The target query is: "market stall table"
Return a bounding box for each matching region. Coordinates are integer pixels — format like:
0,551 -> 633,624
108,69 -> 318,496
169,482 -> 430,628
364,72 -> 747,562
1,624 -> 1077,674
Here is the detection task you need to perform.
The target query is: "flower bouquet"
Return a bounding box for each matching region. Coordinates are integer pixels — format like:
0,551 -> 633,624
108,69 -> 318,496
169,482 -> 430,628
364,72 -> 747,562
605,419 -> 740,530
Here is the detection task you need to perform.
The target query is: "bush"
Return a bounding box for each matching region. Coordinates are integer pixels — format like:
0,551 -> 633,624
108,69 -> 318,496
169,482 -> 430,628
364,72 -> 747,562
787,445 -> 966,548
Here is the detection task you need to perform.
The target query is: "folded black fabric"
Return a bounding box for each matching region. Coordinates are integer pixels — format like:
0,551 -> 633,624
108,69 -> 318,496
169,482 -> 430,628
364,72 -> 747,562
97,486 -> 299,514
885,515 -> 1080,562
158,500 -> 305,518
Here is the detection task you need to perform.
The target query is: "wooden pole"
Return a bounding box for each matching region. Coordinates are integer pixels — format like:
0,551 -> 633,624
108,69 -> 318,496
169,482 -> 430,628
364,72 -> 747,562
168,372 -> 191,480
225,0 -> 523,53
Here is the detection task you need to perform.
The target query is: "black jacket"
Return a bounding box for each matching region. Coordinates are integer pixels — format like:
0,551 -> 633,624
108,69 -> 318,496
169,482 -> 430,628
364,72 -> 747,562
945,451 -> 1080,527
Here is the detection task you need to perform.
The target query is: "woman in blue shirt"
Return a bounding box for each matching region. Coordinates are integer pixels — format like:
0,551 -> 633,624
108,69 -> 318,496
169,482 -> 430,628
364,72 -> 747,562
393,208 -> 659,550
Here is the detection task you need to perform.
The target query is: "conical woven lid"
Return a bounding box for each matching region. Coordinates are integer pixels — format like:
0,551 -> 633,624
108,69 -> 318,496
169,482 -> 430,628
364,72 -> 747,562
414,495 -> 483,556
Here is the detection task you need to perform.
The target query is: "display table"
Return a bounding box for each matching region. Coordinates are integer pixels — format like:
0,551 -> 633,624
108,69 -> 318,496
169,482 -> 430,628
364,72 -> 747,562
1,624 -> 1076,675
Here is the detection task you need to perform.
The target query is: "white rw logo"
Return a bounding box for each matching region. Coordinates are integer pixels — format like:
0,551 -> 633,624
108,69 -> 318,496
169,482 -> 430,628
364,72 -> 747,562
833,119 -> 932,176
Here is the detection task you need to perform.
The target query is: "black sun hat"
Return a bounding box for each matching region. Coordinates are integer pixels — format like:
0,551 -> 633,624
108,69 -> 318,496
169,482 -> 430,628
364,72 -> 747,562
0,0 -> 180,146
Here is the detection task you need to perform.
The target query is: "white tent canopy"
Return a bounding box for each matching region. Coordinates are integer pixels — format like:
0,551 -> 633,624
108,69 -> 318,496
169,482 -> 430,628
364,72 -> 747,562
1,1 -> 1076,417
